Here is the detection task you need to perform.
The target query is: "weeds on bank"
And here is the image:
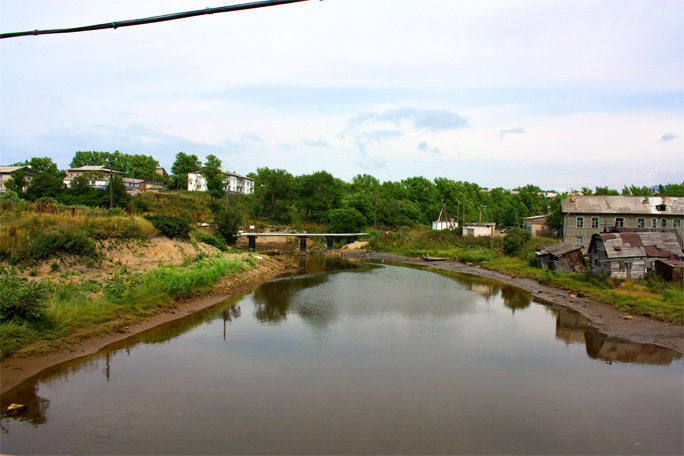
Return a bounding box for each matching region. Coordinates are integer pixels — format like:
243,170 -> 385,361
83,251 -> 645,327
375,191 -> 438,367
0,254 -> 257,358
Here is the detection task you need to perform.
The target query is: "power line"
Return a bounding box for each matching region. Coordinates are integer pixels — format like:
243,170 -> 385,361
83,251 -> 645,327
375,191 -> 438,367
1,0 -> 312,39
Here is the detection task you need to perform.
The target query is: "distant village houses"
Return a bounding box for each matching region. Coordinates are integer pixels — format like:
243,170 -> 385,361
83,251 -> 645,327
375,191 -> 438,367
0,165 -> 35,193
188,168 -> 255,195
562,195 -> 684,251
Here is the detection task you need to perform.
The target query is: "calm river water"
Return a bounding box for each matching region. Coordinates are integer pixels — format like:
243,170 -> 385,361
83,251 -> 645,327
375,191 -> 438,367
1,256 -> 682,455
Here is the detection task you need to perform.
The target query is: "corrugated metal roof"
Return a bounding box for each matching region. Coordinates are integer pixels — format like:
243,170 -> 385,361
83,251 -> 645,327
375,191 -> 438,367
562,196 -> 684,215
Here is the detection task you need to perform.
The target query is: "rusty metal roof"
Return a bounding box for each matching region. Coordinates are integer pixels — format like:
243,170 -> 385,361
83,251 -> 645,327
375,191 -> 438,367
562,196 -> 684,215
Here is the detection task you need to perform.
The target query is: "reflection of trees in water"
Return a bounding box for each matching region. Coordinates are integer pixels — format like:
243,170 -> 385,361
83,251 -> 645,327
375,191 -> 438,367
1,376 -> 50,432
555,307 -> 682,365
253,273 -> 330,324
500,286 -> 532,313
253,256 -> 369,325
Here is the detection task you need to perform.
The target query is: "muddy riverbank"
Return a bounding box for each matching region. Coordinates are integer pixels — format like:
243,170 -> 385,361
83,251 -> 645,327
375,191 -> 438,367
355,251 -> 683,355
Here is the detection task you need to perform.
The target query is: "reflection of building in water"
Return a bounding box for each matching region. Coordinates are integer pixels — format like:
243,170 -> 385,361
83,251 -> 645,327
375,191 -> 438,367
555,307 -> 682,365
470,282 -> 497,298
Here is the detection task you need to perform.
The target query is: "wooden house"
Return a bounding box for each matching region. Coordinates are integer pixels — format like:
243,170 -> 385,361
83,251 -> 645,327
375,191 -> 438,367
535,243 -> 584,272
588,229 -> 684,279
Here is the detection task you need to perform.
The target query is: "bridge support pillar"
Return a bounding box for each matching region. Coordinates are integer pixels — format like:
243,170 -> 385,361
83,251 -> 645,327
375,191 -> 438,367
247,235 -> 257,252
299,236 -> 308,253
326,236 -> 334,251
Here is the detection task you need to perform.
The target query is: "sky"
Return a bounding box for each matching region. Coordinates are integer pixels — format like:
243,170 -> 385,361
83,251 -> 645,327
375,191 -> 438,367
1,0 -> 682,192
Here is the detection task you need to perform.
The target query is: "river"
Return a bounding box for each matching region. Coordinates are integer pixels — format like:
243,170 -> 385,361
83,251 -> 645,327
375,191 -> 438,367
1,256 -> 682,454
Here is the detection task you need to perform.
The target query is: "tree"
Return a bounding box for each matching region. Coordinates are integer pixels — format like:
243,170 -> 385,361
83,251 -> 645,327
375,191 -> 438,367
214,209 -> 242,245
547,193 -> 567,234
13,157 -> 64,178
594,186 -> 620,196
252,167 -> 295,223
659,183 -> 684,197
202,155 -> 225,208
170,152 -> 201,190
5,169 -> 27,195
328,207 -> 366,233
295,171 -> 344,222
26,172 -> 64,200
105,176 -> 130,208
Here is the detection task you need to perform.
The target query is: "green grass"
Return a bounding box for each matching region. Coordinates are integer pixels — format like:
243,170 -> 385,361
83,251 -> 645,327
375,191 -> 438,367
367,228 -> 684,324
0,254 -> 258,358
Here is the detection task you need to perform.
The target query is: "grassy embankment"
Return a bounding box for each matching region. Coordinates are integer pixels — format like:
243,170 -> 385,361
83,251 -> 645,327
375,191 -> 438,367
0,195 -> 257,358
366,227 -> 684,324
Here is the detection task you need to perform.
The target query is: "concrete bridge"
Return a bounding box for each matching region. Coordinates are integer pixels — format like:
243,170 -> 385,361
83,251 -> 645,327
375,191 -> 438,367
240,232 -> 367,253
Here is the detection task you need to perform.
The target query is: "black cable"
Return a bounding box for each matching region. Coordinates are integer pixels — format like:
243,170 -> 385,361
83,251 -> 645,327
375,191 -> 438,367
1,0 -> 312,39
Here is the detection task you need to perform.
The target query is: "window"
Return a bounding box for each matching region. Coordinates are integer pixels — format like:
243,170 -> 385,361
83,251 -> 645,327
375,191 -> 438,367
661,219 -> 667,228
637,218 -> 645,228
675,219 -> 682,228
652,218 -> 658,228
615,217 -> 624,227
576,217 -> 584,228
575,236 -> 583,246
591,217 -> 599,229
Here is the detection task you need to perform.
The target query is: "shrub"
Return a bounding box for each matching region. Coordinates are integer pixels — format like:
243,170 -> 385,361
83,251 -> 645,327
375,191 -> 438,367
0,266 -> 47,321
214,210 -> 242,245
328,207 -> 366,233
503,227 -> 532,256
194,232 -> 227,251
144,214 -> 192,239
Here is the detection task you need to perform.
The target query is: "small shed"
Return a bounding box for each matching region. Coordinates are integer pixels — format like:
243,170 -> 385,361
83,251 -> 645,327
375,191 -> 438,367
462,222 -> 496,237
523,214 -> 552,237
654,259 -> 684,282
535,243 -> 584,272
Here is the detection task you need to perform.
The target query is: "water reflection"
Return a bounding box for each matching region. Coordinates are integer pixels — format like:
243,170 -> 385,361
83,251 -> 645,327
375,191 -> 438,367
1,258 -> 681,455
555,307 -> 682,365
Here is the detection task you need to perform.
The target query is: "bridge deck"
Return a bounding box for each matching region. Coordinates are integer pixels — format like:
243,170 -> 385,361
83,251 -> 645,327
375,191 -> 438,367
240,232 -> 367,252
240,233 -> 367,237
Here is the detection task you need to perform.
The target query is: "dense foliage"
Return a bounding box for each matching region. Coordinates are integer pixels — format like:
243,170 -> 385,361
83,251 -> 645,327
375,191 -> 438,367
144,214 -> 192,239
0,266 -> 47,322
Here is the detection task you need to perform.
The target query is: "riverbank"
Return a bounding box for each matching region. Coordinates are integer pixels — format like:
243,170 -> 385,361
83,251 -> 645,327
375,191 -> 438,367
1,254 -> 292,393
350,250 -> 683,355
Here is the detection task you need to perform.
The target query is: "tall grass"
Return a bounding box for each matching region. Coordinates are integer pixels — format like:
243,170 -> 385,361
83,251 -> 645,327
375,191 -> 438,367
0,254 -> 258,357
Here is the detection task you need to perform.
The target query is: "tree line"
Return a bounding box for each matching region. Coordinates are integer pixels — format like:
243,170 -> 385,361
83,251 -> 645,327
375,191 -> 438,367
5,151 -> 683,233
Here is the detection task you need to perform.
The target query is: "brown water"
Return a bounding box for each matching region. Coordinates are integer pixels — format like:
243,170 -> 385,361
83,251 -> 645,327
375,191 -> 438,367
1,257 -> 682,454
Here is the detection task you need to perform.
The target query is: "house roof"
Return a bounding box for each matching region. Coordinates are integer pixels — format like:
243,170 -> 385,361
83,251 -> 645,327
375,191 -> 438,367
562,195 -> 684,215
523,214 -> 550,221
535,243 -> 582,257
68,165 -> 122,174
0,165 -> 36,175
589,229 -> 684,260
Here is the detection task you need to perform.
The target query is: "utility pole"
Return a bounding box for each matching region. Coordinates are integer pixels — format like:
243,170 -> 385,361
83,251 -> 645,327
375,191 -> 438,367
109,158 -> 114,209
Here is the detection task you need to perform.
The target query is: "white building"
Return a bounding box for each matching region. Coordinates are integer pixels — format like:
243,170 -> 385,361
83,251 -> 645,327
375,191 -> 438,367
188,168 -> 254,195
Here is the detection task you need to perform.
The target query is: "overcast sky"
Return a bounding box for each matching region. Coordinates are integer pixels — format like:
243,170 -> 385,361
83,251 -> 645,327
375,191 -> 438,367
1,0 -> 682,191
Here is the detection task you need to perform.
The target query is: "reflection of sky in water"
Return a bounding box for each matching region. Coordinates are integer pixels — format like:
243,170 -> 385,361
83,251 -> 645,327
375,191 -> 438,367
1,261 -> 682,455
